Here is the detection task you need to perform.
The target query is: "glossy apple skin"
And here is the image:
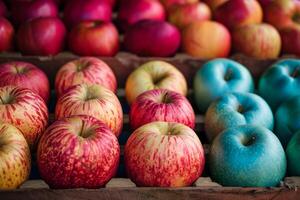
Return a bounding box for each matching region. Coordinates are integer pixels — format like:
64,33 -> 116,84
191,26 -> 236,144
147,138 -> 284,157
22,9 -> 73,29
64,0 -> 112,29
118,0 -> 166,31
68,21 -> 119,57
130,89 -> 195,130
232,23 -> 281,59
17,17 -> 66,56
205,92 -> 274,141
168,2 -> 211,29
160,0 -> 198,9
37,115 -> 120,189
209,125 -> 286,187
125,121 -> 205,187
203,0 -> 228,10
0,17 -> 14,52
0,0 -> 7,17
55,84 -> 123,137
182,21 -> 231,59
286,130 -> 300,175
0,86 -> 48,148
55,57 -> 117,98
280,25 -> 300,56
194,59 -> 254,113
125,61 -> 187,104
258,59 -> 300,111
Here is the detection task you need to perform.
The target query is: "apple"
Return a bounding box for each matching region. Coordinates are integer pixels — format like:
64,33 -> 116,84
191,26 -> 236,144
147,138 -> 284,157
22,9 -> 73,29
130,89 -> 195,130
68,21 -> 119,57
214,0 -> 263,30
125,60 -> 187,104
286,130 -> 300,175
117,0 -> 166,31
0,0 -> 7,17
17,17 -> 66,56
205,92 -> 274,141
258,59 -> 300,111
37,115 -> 120,189
123,20 -> 181,57
125,121 -> 205,187
0,122 -> 31,189
209,125 -> 286,187
257,0 -> 273,7
194,59 -> 254,113
160,0 -> 198,9
203,0 -> 228,10
0,61 -> 50,102
64,0 -> 112,29
55,84 -> 123,137
280,25 -> 300,56
0,85 -> 48,148
232,23 -> 281,59
182,21 -> 231,59
0,17 -> 14,53
168,2 -> 211,29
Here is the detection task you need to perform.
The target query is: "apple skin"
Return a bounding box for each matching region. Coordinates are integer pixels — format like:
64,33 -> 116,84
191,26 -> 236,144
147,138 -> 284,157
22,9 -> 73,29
232,23 -> 281,59
160,0 -> 198,9
125,121 -> 205,187
118,0 -> 166,31
130,89 -> 195,130
17,17 -> 66,56
123,20 -> 181,57
182,21 -> 231,59
209,125 -> 286,187
257,0 -> 273,7
37,115 -> 120,189
68,21 -> 119,57
0,17 -> 14,52
55,57 -> 117,98
258,59 -> 300,111
0,0 -> 7,17
280,25 -> 300,56
214,0 -> 263,30
194,59 -> 254,113
55,84 -> 123,137
203,0 -> 228,10
286,130 -> 300,175
168,2 -> 211,29
205,92 -> 274,141
125,61 -> 187,104
0,61 -> 50,103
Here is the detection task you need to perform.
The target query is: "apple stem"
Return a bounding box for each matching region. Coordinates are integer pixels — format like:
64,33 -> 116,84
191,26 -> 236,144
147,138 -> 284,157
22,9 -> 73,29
292,68 -> 300,78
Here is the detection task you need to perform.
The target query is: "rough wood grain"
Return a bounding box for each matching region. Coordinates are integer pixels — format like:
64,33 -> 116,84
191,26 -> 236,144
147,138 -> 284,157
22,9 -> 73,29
105,178 -> 136,188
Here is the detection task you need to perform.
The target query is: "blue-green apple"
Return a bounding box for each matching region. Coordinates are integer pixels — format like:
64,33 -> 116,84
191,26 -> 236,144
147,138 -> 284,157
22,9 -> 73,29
205,92 -> 273,141
258,59 -> 300,111
194,59 -> 254,113
286,130 -> 300,176
209,125 -> 286,187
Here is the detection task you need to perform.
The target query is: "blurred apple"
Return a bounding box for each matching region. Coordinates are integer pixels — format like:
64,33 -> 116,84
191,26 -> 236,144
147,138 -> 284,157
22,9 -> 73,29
202,0 -> 228,10
257,0 -> 273,6
0,0 -> 7,17
160,0 -> 198,9
0,17 -> 14,52
280,25 -> 300,56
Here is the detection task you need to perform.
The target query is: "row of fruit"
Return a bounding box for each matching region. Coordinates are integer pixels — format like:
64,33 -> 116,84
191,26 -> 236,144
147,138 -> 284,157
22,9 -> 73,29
0,0 -> 300,58
0,57 -> 299,189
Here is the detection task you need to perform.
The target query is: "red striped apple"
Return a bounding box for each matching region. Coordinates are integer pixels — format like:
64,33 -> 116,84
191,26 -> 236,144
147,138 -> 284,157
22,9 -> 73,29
0,61 -> 50,102
0,17 -> 14,52
130,89 -> 195,130
0,122 -> 31,189
125,121 -> 205,187
55,84 -> 123,137
55,57 -> 117,97
37,115 -> 120,189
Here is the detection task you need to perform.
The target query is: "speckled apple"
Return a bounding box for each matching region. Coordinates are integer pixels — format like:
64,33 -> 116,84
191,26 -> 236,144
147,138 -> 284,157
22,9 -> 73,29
286,130 -> 300,176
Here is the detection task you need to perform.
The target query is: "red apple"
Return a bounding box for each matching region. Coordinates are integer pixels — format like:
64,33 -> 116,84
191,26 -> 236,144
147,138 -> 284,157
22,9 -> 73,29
0,0 -> 7,17
37,115 -> 120,189
130,89 -> 195,130
232,23 -> 281,59
55,57 -> 117,97
0,85 -> 48,148
0,17 -> 14,52
125,121 -> 205,187
64,0 -> 112,29
117,0 -> 166,31
0,122 -> 31,189
68,21 -> 119,57
168,2 -> 211,29
257,0 -> 273,7
280,25 -> 300,56
0,61 -> 50,102
17,17 -> 66,56
55,84 -> 123,137
160,0 -> 198,9
123,20 -> 181,57
214,0 -> 263,30
203,0 -> 228,10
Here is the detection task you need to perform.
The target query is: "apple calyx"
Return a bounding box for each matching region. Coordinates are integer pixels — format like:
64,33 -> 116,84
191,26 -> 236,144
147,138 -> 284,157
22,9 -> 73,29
242,135 -> 256,146
78,121 -> 94,138
14,65 -> 29,74
224,69 -> 233,81
76,60 -> 89,72
153,73 -> 167,85
291,67 -> 300,77
0,94 -> 14,105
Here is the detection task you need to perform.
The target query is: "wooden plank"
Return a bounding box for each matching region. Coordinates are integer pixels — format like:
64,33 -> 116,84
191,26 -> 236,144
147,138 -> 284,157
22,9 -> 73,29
284,177 -> 300,189
20,180 -> 49,189
105,178 -> 136,188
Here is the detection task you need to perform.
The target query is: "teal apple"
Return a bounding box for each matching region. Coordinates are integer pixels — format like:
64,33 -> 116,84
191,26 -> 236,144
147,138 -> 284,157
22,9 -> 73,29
205,92 -> 273,141
209,125 -> 286,187
258,59 -> 300,111
194,59 -> 254,113
286,130 -> 300,176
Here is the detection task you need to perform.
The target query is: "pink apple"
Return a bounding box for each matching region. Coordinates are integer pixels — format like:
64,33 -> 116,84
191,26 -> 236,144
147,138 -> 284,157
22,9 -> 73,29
37,115 -> 120,189
125,121 -> 205,187
0,0 -> 7,17
160,0 -> 198,9
0,17 -> 14,52
55,57 -> 117,97
280,25 -> 300,56
0,61 -> 50,102
203,0 -> 228,10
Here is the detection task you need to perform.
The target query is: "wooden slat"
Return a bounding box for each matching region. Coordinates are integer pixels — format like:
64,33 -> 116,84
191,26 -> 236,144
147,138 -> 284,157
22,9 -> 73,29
105,178 -> 136,188
20,180 -> 49,189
